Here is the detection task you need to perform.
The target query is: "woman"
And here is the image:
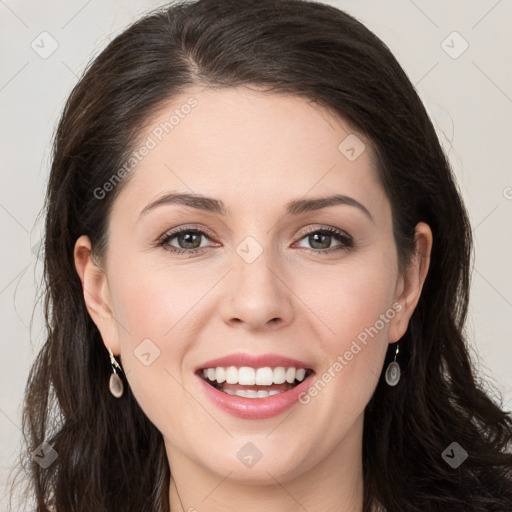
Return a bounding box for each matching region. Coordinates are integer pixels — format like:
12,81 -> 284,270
14,0 -> 512,510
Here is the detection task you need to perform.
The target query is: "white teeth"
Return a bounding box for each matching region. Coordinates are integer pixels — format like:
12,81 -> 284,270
215,366 -> 226,383
200,365 -> 309,386
296,368 -> 306,381
255,367 -> 273,386
238,367 -> 256,385
233,389 -> 285,398
234,389 -> 258,398
225,366 -> 238,384
273,366 -> 286,384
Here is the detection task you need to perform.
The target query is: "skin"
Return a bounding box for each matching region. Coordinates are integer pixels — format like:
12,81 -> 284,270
74,87 -> 432,512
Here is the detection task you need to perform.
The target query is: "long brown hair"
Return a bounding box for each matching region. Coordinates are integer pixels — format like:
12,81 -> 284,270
11,0 -> 512,510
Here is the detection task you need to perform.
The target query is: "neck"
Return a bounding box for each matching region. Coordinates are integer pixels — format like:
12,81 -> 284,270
167,415 -> 365,512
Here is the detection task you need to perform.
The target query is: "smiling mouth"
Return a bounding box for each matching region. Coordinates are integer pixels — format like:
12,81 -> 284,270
197,366 -> 315,398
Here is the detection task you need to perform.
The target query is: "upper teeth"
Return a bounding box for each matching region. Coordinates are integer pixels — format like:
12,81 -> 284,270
202,366 -> 307,386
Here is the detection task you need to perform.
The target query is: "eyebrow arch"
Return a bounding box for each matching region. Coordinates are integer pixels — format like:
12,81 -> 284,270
285,194 -> 374,222
139,192 -> 374,222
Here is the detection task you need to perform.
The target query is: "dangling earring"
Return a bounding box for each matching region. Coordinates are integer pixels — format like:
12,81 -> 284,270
385,342 -> 401,386
108,347 -> 124,398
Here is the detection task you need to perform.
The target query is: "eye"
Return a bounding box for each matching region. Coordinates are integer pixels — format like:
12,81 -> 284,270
155,225 -> 354,256
155,226 -> 218,255
294,226 -> 354,253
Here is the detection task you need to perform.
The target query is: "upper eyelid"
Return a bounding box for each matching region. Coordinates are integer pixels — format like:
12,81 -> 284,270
295,225 -> 351,238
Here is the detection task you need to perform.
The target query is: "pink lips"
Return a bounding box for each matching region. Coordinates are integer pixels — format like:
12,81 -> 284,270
196,352 -> 315,420
197,373 -> 314,419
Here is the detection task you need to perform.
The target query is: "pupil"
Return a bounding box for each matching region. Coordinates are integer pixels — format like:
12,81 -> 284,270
180,232 -> 200,249
310,233 -> 330,249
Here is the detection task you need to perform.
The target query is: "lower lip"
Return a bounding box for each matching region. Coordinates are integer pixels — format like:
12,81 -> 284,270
197,374 -> 314,419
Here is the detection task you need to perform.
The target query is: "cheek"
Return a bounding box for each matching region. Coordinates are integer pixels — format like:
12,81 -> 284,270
105,265 -> 204,435
104,259 -> 201,389
107,257 -> 212,340
293,252 -> 397,432
298,246 -> 398,350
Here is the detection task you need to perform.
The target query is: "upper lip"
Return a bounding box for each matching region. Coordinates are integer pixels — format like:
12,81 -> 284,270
197,352 -> 314,371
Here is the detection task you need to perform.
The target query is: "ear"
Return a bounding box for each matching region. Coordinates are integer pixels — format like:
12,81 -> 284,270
388,222 -> 433,343
74,235 -> 120,355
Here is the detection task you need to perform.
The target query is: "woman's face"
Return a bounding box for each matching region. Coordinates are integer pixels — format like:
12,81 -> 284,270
76,87 -> 430,485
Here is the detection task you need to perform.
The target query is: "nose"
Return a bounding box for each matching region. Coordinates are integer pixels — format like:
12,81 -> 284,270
219,245 -> 295,331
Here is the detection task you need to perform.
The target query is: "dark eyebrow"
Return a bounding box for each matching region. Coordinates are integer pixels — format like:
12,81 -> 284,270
140,192 -> 374,222
285,194 -> 374,222
140,192 -> 230,217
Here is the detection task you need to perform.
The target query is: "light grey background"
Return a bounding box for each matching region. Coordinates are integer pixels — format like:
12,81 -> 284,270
1,0 -> 511,509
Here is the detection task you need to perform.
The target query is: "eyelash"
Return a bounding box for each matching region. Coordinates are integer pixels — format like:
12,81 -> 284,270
155,225 -> 354,256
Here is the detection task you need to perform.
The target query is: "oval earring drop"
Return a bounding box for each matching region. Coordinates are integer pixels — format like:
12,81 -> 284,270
385,343 -> 401,386
108,347 -> 124,398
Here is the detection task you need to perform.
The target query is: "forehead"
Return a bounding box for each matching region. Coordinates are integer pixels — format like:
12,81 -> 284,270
113,87 -> 385,219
